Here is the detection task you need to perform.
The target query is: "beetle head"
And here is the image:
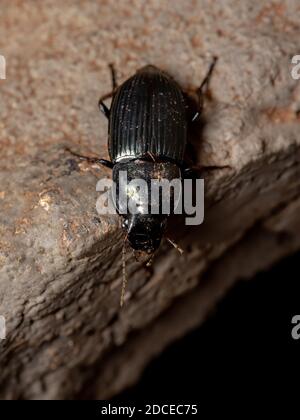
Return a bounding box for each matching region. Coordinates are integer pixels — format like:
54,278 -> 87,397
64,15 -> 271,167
122,214 -> 167,253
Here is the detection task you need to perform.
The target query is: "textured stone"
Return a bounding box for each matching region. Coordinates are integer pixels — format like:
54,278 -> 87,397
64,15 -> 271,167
0,0 -> 300,399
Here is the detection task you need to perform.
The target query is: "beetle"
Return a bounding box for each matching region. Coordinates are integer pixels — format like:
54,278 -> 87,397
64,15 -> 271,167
70,61 -> 216,253
109,64 -> 189,256
68,61 -> 216,304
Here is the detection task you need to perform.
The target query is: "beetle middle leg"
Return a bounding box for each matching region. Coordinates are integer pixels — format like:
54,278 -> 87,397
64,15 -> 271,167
65,147 -> 114,169
98,63 -> 118,119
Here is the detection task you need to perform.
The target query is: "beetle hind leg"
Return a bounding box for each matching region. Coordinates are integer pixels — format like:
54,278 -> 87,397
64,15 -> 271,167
192,56 -> 218,121
99,99 -> 110,118
108,63 -> 117,91
98,63 -> 118,120
198,57 -> 218,95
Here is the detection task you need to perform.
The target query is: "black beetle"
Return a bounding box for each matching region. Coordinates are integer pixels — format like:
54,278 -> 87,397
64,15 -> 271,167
70,61 -> 216,253
68,61 -> 217,305
109,64 -> 188,255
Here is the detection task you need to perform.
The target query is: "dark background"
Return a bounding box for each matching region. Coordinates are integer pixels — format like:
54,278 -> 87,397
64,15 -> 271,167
117,252 -> 299,406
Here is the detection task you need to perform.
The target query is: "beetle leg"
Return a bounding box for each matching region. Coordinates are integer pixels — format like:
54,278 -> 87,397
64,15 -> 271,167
65,147 -> 114,169
181,160 -> 202,178
94,158 -> 114,169
182,166 -> 198,178
193,56 -> 218,121
98,92 -> 114,120
98,64 -> 118,119
197,57 -> 218,95
182,166 -> 193,177
98,100 -> 110,119
109,63 -> 117,91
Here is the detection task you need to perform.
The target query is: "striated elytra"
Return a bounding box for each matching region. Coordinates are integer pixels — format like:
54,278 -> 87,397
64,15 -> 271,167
108,65 -> 187,164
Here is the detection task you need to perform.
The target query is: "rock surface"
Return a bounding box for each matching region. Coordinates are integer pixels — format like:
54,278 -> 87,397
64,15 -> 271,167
0,0 -> 300,399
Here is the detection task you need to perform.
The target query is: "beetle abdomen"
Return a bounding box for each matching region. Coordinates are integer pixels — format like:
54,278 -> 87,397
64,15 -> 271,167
108,65 -> 187,164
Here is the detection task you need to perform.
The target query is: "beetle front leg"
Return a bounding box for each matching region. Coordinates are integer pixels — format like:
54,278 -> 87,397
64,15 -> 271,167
181,162 -> 199,178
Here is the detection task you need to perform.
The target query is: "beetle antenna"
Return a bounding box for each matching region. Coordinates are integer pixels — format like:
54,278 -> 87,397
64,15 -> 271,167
166,237 -> 184,255
120,240 -> 128,307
